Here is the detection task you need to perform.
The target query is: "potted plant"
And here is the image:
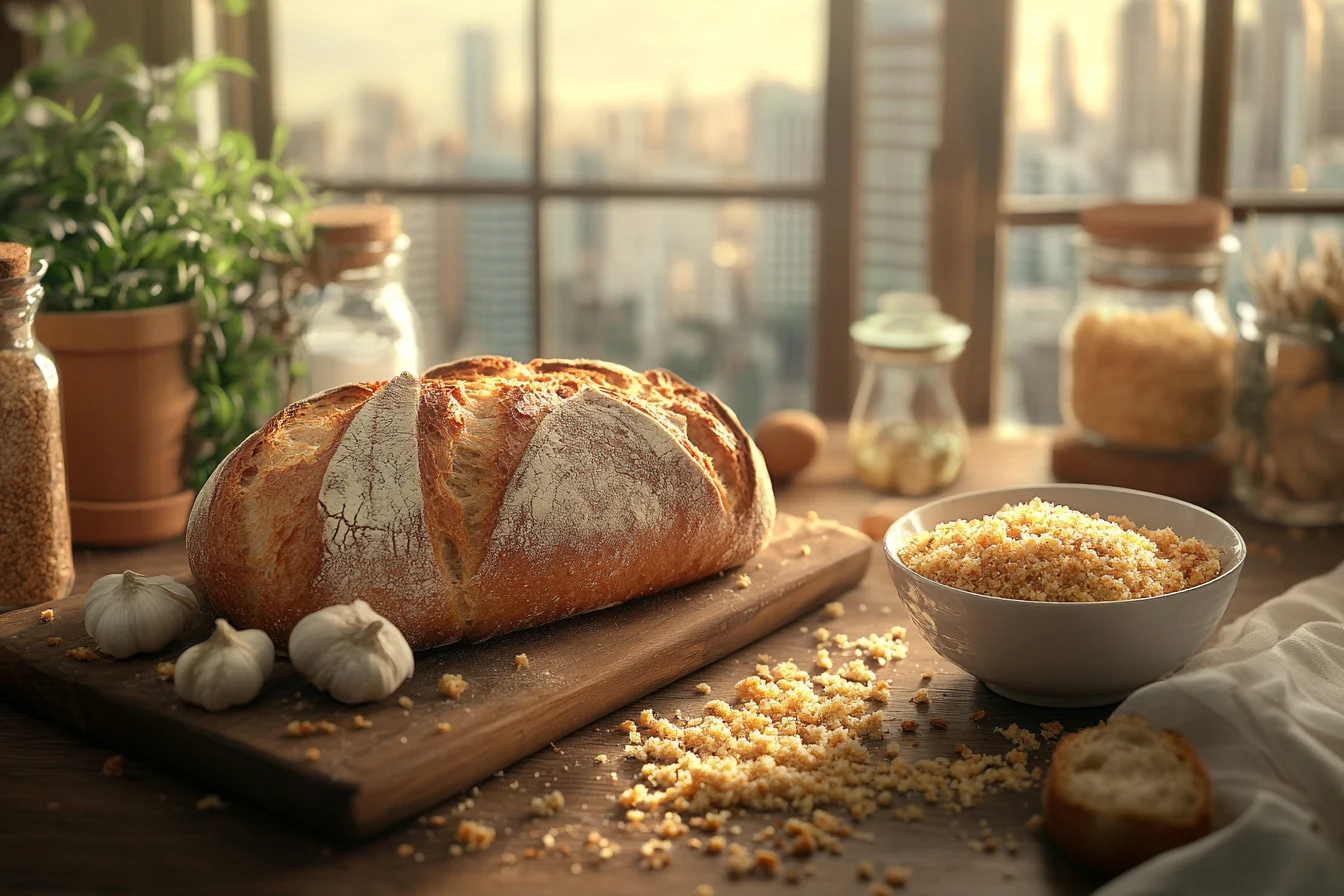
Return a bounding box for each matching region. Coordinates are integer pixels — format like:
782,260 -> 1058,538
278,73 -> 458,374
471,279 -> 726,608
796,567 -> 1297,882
0,3 -> 314,545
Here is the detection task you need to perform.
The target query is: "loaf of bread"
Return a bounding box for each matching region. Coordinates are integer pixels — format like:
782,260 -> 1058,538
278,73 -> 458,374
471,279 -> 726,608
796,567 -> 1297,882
1043,715 -> 1213,874
186,358 -> 776,650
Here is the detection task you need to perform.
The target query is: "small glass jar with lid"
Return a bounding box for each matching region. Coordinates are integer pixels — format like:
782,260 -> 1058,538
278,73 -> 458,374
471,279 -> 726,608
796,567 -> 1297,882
1059,200 -> 1239,454
294,204 -> 422,395
0,243 -> 74,606
848,292 -> 970,496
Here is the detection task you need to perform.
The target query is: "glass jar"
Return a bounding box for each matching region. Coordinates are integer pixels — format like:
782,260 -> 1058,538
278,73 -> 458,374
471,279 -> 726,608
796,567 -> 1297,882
294,204 -> 422,395
848,293 -> 970,496
1059,201 -> 1238,454
1231,304 -> 1344,526
0,251 -> 75,606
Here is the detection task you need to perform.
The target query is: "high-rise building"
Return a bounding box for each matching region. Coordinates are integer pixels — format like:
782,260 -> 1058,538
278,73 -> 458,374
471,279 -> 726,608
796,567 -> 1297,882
1051,25 -> 1081,144
1319,2 -> 1344,142
1253,0 -> 1324,185
347,88 -> 415,178
860,0 -> 940,311
283,119 -> 330,175
1114,0 -> 1191,194
461,29 -> 497,155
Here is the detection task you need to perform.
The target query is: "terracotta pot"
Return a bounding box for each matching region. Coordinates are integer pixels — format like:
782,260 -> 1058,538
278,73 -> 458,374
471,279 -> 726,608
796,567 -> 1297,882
36,303 -> 198,546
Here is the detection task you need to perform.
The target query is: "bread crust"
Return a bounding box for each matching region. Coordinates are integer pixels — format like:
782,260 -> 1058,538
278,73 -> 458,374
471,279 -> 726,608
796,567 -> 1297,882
186,358 -> 776,650
1043,720 -> 1213,875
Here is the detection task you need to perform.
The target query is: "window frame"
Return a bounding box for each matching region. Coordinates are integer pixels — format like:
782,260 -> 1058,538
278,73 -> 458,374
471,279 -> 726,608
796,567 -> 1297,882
246,0 -> 863,419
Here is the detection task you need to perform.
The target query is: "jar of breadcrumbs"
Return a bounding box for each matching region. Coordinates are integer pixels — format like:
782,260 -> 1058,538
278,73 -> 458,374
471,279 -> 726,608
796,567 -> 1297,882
1060,200 -> 1239,453
0,243 -> 74,606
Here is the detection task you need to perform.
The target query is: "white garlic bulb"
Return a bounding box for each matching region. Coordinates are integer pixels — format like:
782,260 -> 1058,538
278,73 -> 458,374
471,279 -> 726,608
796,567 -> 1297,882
175,618 -> 275,712
84,570 -> 199,659
288,600 -> 414,704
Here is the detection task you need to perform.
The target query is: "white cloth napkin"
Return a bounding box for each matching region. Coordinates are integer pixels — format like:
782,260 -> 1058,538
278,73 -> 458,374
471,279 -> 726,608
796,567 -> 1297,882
1099,559 -> 1344,896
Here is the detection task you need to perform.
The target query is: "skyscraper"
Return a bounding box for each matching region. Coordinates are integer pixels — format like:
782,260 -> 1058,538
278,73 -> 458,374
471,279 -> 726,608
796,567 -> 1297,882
1114,0 -> 1191,194
1254,0 -> 1324,185
1318,2 -> 1344,142
860,0 -> 940,310
1051,25 -> 1081,144
461,29 -> 497,155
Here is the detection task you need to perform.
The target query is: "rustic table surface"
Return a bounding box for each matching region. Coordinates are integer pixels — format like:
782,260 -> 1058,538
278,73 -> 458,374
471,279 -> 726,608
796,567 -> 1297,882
2,426 -> 1341,896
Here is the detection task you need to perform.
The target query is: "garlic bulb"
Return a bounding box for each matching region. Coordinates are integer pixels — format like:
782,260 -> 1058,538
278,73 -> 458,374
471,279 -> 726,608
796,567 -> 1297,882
288,600 -> 414,704
84,570 -> 199,659
175,618 -> 275,712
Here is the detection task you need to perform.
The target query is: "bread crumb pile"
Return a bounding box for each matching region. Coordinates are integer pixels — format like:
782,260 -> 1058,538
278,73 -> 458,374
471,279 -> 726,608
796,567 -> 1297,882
896,498 -> 1223,601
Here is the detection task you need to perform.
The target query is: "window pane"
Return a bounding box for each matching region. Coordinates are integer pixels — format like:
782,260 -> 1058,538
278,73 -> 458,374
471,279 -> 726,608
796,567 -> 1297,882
859,0 -> 942,311
1227,215 -> 1344,305
1229,1 -> 1344,191
997,226 -> 1077,425
271,1 -> 531,181
544,200 -> 814,426
545,1 -> 825,185
1007,0 -> 1203,200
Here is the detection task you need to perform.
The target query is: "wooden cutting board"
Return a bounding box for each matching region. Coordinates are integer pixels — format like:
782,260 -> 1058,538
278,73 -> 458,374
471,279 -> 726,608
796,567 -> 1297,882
0,513 -> 871,840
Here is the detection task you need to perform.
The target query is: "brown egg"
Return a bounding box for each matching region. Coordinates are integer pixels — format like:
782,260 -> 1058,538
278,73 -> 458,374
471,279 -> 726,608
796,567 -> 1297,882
754,410 -> 827,482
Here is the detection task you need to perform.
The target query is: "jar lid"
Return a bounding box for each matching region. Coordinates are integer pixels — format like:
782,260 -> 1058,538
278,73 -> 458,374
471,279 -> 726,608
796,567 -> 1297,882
1080,199 -> 1230,252
0,242 -> 32,280
850,292 -> 970,360
309,204 -> 402,246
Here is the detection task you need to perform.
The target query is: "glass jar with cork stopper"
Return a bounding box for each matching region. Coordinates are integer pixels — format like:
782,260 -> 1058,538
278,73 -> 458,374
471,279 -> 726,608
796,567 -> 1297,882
1059,200 -> 1239,454
0,242 -> 74,607
294,204 -> 422,395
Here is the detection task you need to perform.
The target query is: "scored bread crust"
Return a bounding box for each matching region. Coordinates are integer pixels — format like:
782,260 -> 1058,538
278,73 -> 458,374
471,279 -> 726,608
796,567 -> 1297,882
1042,718 -> 1213,875
186,357 -> 776,650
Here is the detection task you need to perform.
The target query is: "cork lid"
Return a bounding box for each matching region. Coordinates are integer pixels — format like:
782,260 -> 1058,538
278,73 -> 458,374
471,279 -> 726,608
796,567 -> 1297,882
309,204 -> 402,246
0,242 -> 32,280
1080,199 -> 1230,253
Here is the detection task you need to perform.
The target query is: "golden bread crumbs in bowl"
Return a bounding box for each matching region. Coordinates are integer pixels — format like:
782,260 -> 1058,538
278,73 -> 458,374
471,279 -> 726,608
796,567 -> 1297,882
895,498 -> 1222,602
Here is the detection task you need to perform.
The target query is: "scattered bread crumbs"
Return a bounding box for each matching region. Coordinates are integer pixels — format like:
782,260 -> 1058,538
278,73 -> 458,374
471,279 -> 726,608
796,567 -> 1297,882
736,575 -> 752,589
427,815 -> 447,827
814,627 -> 830,642
800,545 -> 812,557
196,794 -> 227,811
897,498 -> 1223,601
154,661 -> 175,682
807,510 -> 820,522
871,886 -> 894,896
884,865 -> 912,886
515,653 -> 529,670
352,715 -> 373,730
594,754 -> 608,764
970,710 -> 986,722
857,859 -> 876,880
756,562 -> 764,570
885,744 -> 901,759
396,843 -> 414,858
756,848 -> 782,875
995,724 -> 1041,751
1040,721 -> 1064,740
457,820 -> 496,851
102,755 -> 124,777
815,648 -> 833,671
40,609 -> 54,622
439,673 -> 468,700
901,719 -> 919,732
639,838 -> 672,870
920,670 -> 933,681
432,721 -> 449,734
530,790 -> 565,817
910,688 -> 930,704
501,852 -> 518,866
398,695 -> 414,709
706,835 -> 726,854
824,601 -> 845,618
696,683 -> 712,695
66,647 -> 98,662
695,885 -> 715,896
757,653 -> 772,664
45,636 -> 61,646
304,748 -> 321,763
1026,813 -> 1044,833
286,721 -> 317,738
930,718 -> 949,730
315,720 -> 336,735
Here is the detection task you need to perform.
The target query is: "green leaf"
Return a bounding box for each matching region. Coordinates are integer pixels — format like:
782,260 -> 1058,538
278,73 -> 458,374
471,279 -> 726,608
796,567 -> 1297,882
0,92 -> 16,129
178,54 -> 255,98
31,96 -> 77,124
80,93 -> 104,123
217,0 -> 253,15
65,13 -> 95,57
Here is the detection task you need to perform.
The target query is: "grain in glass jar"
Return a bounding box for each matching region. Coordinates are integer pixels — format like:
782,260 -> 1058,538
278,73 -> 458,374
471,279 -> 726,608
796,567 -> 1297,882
0,243 -> 74,606
1060,201 -> 1238,453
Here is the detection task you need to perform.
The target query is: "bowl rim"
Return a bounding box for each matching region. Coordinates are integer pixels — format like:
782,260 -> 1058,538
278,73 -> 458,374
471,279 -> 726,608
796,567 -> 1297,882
881,482 -> 1248,609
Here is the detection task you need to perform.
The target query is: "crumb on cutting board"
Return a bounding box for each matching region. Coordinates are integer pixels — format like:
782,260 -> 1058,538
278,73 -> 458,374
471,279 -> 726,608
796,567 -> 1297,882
515,653 -> 529,670
154,661 -> 175,682
436,722 -> 452,734
196,794 -> 227,811
304,748 -> 321,763
398,695 -> 414,709
824,601 -> 845,618
439,673 -> 468,700
40,609 -> 54,622
530,790 -> 565,817
45,636 -> 61,646
458,820 -> 496,851
66,647 -> 98,662
101,755 -> 124,777
736,574 -> 752,589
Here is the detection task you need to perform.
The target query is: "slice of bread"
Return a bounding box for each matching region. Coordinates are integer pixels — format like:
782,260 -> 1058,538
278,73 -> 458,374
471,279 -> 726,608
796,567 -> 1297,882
1043,714 -> 1212,874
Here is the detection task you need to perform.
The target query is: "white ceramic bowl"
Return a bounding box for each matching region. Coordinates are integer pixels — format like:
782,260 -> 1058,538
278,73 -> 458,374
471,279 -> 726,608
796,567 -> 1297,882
882,484 -> 1247,708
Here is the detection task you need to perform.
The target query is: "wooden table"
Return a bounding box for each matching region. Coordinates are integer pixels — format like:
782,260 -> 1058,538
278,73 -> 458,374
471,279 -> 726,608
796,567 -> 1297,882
2,427 -> 1341,895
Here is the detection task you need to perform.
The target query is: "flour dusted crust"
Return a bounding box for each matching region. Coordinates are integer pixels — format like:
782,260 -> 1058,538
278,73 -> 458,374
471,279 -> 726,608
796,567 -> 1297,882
186,357 -> 776,649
